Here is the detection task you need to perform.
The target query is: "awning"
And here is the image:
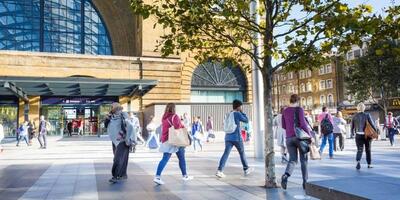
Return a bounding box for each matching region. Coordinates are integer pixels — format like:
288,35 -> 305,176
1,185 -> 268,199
0,76 -> 157,100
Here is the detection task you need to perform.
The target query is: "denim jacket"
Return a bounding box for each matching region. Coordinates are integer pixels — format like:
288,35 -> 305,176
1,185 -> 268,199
351,112 -> 377,134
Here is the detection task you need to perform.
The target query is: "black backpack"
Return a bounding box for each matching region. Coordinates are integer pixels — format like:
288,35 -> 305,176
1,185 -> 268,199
321,114 -> 333,135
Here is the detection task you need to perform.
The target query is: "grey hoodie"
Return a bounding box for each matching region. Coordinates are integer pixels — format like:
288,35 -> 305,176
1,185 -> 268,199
107,111 -> 138,147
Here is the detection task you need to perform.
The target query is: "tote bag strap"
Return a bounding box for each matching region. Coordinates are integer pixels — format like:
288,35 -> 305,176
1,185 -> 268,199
294,107 -> 300,128
167,114 -> 176,128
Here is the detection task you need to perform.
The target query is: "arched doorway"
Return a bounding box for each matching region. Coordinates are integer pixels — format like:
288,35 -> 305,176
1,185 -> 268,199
191,61 -> 247,103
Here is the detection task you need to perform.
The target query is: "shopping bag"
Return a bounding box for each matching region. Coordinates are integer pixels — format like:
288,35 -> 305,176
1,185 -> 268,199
309,144 -> 321,160
148,136 -> 159,149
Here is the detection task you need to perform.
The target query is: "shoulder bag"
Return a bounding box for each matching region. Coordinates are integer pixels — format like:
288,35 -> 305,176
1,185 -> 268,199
294,107 -> 311,154
364,114 -> 378,140
167,115 -> 191,147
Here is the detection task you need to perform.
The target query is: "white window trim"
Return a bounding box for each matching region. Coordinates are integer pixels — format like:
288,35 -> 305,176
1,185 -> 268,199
326,79 -> 333,89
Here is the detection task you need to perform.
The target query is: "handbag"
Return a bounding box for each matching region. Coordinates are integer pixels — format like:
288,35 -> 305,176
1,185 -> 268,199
167,115 -> 191,147
294,108 -> 311,140
364,119 -> 378,140
309,143 -> 321,160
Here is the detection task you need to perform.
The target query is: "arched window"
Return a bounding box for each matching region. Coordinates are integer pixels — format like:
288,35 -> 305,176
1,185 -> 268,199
320,95 -> 326,106
327,94 -> 334,105
191,61 -> 247,103
0,0 -> 112,55
301,97 -> 306,107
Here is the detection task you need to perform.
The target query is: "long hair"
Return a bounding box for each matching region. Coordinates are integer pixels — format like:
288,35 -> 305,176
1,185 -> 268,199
164,103 -> 176,114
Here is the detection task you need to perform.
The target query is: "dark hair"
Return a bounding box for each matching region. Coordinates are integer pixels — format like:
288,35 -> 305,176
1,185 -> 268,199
197,116 -> 201,120
164,103 -> 176,114
289,94 -> 300,104
233,99 -> 243,109
322,107 -> 327,112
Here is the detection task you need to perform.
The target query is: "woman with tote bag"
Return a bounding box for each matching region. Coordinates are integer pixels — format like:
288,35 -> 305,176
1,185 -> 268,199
153,103 -> 193,185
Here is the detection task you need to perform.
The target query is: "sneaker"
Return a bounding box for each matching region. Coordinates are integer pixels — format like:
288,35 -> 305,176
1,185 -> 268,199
368,165 -> 373,169
119,175 -> 128,180
215,170 -> 226,178
153,177 -> 164,185
281,174 -> 288,190
244,168 -> 253,176
356,162 -> 361,170
109,177 -> 118,184
182,176 -> 194,181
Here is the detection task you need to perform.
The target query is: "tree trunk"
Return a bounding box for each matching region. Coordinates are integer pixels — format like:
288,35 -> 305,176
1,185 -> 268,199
263,59 -> 278,188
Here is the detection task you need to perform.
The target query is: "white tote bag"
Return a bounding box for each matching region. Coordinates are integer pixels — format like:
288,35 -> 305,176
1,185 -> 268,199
167,115 -> 191,147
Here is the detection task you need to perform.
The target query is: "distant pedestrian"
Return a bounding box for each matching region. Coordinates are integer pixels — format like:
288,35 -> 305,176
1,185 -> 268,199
191,116 -> 203,151
274,107 -> 288,163
28,120 -> 35,145
281,94 -> 311,190
107,103 -> 137,183
384,112 -> 398,146
38,115 -> 49,149
0,121 -> 4,152
318,107 -> 334,159
153,103 -> 193,185
128,112 -> 141,151
351,103 -> 378,170
206,116 -> 215,142
146,115 -> 159,149
216,99 -> 252,178
17,121 -> 30,146
182,113 -> 191,135
67,120 -> 73,136
333,111 -> 346,151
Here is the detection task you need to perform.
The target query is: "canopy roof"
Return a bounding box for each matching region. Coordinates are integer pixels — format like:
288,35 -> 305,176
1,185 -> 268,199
0,76 -> 157,101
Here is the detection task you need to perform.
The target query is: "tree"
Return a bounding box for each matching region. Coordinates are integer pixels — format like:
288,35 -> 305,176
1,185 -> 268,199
131,0 -> 373,187
346,40 -> 400,115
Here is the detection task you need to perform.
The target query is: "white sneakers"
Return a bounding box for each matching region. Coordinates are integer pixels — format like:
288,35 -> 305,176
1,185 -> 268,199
154,176 -> 194,185
153,177 -> 165,185
215,170 -> 226,178
182,176 -> 194,181
244,168 -> 253,176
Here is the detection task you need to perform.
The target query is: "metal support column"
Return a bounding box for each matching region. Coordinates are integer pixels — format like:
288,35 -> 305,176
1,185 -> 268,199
250,0 -> 265,159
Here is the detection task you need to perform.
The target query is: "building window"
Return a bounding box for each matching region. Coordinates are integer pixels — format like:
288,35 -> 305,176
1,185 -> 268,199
288,83 -> 293,93
306,82 -> 312,92
320,95 -> 326,105
300,83 -> 305,93
282,85 -> 286,94
325,64 -> 332,73
327,94 -> 334,105
306,70 -> 312,78
307,96 -> 313,106
326,79 -> 333,88
301,97 -> 306,107
299,70 -> 305,79
319,67 -> 325,75
288,72 -> 293,79
191,61 -> 246,103
320,80 -> 326,90
0,0 -> 112,55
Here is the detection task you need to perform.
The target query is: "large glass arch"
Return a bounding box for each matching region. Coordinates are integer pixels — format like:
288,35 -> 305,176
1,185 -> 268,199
0,0 -> 112,55
191,61 -> 247,103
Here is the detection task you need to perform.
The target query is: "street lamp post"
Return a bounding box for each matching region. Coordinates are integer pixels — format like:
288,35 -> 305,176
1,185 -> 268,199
250,0 -> 265,159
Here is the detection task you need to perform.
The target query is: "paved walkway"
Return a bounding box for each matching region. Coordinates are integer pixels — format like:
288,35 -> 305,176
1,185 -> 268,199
0,136 -> 399,200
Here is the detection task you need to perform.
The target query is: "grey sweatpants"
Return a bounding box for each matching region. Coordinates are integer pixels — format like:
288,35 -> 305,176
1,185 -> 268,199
284,137 -> 308,183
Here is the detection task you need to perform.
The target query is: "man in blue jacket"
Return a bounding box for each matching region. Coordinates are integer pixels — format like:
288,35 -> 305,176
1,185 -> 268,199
216,100 -> 252,178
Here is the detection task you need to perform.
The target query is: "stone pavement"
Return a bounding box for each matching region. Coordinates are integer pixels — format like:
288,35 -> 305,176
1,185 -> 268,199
0,135 -> 399,200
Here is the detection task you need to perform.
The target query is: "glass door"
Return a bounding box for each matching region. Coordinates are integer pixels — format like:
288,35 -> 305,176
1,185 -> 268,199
0,105 -> 18,137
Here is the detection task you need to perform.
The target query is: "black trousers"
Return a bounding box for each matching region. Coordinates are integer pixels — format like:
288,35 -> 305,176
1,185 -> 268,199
334,133 -> 344,151
112,142 -> 130,178
355,134 -> 372,165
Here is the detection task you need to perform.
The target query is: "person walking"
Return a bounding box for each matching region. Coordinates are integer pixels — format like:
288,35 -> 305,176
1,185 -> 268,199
384,112 -> 398,146
318,107 -> 334,159
107,103 -> 137,183
280,94 -> 311,190
38,115 -> 48,149
206,116 -> 215,143
191,116 -> 203,152
0,121 -> 4,153
67,120 -> 73,136
333,111 -> 347,151
153,103 -> 193,185
17,121 -> 30,146
216,100 -> 252,178
146,115 -> 159,149
28,120 -> 35,145
274,107 -> 288,163
351,103 -> 378,170
128,112 -> 141,151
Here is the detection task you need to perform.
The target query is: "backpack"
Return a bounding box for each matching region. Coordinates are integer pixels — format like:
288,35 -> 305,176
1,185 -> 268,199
321,114 -> 333,135
223,112 -> 237,133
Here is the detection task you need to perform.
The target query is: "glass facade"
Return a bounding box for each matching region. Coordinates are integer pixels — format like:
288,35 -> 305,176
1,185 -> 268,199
0,0 -> 111,55
191,91 -> 244,103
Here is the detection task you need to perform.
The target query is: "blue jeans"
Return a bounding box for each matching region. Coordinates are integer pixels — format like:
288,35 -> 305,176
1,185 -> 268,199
17,135 -> 29,146
193,137 -> 202,151
156,147 -> 187,177
319,133 -> 334,157
388,128 -> 396,145
217,141 -> 249,171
